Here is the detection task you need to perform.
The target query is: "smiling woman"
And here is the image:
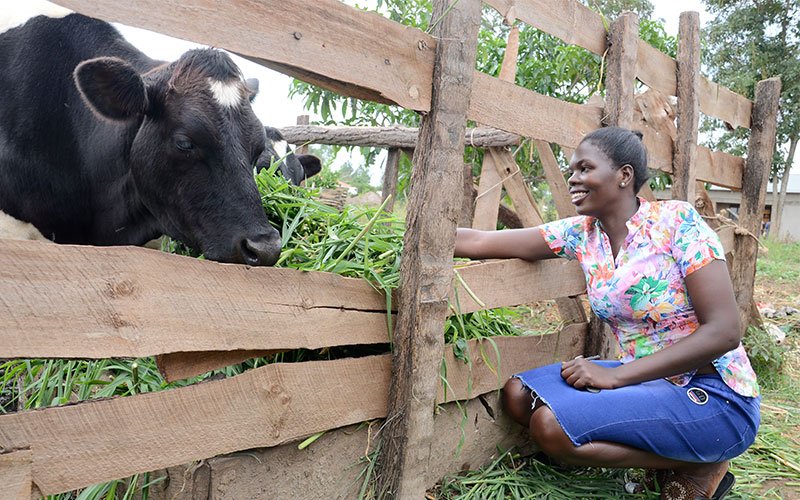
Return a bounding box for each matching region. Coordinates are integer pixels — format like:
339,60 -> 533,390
454,126 -> 759,500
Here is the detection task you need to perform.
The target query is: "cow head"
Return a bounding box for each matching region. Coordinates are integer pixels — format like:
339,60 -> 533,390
258,127 -> 322,185
74,49 -> 283,266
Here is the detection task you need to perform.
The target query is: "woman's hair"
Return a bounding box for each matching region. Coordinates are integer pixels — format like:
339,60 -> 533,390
580,127 -> 650,193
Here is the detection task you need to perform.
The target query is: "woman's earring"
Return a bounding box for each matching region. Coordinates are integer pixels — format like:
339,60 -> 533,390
619,182 -> 626,188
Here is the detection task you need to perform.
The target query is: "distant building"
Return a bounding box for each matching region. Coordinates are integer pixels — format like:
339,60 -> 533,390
655,173 -> 800,241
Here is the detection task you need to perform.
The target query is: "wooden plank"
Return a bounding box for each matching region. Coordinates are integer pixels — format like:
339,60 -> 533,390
279,125 -> 520,149
636,41 -> 677,97
381,148 -> 401,213
155,350 -> 284,382
375,0 -> 482,496
438,324 -> 587,403
0,240 -> 388,359
53,0 -> 434,111
696,147 -> 743,190
698,77 -> 752,130
489,150 -> 543,227
0,356 -> 393,495
605,13 -> 639,127
636,42 -> 752,129
484,0 -> 607,56
472,151 -> 504,229
452,259 -> 586,314
0,333 -> 565,496
157,392 -> 533,500
672,12 -> 700,202
470,72 -> 602,148
732,78 -> 781,337
0,449 -> 33,500
145,257 -> 588,382
536,140 -> 577,218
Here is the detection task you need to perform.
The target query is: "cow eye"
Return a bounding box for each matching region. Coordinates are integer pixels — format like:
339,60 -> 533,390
175,138 -> 194,152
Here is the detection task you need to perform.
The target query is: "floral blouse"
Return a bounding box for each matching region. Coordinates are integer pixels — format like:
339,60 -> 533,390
539,198 -> 759,397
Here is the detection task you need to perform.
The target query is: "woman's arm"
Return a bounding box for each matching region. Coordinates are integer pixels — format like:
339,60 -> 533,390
454,227 -> 559,261
561,259 -> 741,389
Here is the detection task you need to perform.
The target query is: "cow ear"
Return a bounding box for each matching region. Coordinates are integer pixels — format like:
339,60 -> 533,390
245,78 -> 259,102
297,154 -> 322,179
74,57 -> 148,121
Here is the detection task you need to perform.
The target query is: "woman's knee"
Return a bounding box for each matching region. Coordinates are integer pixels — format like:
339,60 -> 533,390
530,407 -> 574,459
502,378 -> 533,426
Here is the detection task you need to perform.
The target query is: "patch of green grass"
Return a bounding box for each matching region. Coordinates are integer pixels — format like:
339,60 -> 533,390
756,239 -> 800,284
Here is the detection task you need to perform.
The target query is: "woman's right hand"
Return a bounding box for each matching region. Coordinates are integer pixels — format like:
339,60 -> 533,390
454,227 -> 557,262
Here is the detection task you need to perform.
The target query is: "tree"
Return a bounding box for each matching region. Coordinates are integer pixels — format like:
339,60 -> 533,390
288,0 -> 675,205
702,0 -> 800,239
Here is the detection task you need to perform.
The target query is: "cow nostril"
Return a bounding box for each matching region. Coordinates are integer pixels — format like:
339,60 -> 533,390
239,234 -> 281,266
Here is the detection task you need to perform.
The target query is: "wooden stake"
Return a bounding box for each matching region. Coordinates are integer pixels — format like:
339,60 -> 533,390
605,13 -> 639,128
672,12 -> 700,201
732,77 -> 781,337
382,148 -> 401,213
374,0 -> 481,497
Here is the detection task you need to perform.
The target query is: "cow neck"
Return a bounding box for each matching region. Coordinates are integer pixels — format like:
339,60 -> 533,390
92,168 -> 160,246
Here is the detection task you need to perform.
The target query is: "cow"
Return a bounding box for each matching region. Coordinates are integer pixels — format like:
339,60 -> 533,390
0,7 -> 319,266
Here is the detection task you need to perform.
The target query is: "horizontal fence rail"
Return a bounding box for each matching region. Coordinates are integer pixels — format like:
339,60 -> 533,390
0,240 -> 586,361
51,0 -> 748,189
0,331 -> 584,495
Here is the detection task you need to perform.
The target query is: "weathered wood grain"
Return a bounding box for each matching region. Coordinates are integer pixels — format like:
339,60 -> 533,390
484,0 -> 607,56
536,140 -> 577,218
0,240 -> 388,359
438,324 -> 587,403
0,331 -> 576,496
0,449 -> 33,500
470,72 -> 602,148
52,0 -> 434,111
606,13 -> 639,128
672,12 -> 700,202
473,146 -> 505,230
452,258 -> 586,314
278,125 -> 520,149
375,0 -> 482,496
0,356 -> 393,495
732,78 -> 780,336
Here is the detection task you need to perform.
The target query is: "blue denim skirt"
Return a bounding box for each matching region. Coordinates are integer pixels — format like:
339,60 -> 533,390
514,360 -> 761,463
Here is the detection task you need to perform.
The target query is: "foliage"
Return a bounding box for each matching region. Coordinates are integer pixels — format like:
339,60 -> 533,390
756,239 -> 800,284
743,325 -> 788,389
701,0 -> 800,182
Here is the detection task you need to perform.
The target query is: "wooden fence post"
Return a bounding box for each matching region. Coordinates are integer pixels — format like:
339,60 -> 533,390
589,11 -> 639,357
374,0 -> 481,497
605,12 -> 638,128
732,77 -> 781,336
672,12 -> 700,202
382,147 -> 401,213
294,115 -> 310,155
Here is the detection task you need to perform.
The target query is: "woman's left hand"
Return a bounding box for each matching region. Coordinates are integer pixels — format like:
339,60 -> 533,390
560,358 -> 620,390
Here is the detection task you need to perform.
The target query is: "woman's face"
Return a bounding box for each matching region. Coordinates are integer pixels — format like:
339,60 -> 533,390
567,141 -> 627,218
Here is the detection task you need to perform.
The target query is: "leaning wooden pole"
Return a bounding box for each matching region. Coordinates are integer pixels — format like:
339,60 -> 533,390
732,77 -> 781,337
374,0 -> 481,498
672,12 -> 700,202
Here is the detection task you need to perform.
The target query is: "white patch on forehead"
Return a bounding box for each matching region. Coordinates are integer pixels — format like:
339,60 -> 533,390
1,1 -> 72,35
208,79 -> 242,108
0,211 -> 49,241
273,140 -> 288,159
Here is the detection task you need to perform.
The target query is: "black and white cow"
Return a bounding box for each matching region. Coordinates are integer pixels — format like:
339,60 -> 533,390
0,7 -> 319,266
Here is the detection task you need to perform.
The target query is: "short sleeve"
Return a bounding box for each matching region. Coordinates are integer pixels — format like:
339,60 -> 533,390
670,203 -> 725,277
538,216 -> 586,260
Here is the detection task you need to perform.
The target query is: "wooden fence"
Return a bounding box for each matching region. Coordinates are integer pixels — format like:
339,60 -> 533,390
0,0 -> 779,498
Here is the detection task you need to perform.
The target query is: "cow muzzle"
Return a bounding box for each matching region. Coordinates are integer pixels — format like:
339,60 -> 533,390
237,230 -> 282,266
